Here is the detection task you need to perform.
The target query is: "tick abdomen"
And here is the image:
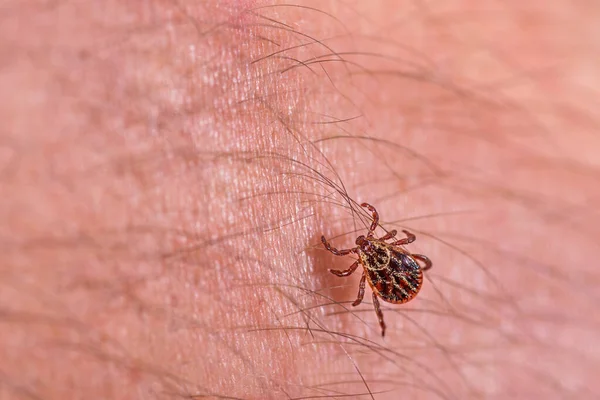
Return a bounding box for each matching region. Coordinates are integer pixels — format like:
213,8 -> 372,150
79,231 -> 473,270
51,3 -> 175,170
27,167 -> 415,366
363,246 -> 423,304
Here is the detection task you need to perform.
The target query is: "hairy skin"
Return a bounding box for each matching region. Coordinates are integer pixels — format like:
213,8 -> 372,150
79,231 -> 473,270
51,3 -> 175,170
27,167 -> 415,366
1,1 -> 599,399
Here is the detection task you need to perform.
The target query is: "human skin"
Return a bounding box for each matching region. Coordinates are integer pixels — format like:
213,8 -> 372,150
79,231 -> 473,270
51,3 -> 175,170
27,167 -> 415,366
1,0 -> 600,399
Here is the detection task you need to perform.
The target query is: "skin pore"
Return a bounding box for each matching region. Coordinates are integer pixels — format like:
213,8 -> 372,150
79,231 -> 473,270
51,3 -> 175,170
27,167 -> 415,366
1,0 -> 600,399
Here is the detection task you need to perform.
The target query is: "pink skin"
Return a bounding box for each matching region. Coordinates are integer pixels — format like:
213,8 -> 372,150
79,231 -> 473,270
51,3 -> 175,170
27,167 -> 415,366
1,1 -> 600,399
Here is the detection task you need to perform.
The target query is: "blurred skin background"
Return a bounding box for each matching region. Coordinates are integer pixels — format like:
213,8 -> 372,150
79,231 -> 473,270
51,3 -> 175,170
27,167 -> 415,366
1,1 -> 599,399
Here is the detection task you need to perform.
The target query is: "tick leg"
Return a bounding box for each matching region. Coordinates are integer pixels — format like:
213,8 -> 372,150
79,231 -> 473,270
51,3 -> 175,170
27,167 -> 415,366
412,254 -> 433,271
360,202 -> 379,235
352,272 -> 366,306
372,292 -> 386,337
391,229 -> 416,246
379,229 -> 397,241
329,261 -> 359,277
321,236 -> 355,256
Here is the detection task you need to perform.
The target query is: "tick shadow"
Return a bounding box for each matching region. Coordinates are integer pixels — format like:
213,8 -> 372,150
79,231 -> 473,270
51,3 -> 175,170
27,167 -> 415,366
307,233 -> 365,315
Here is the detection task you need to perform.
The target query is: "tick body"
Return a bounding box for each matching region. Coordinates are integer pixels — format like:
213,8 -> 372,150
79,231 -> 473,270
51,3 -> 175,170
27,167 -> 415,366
321,203 -> 432,337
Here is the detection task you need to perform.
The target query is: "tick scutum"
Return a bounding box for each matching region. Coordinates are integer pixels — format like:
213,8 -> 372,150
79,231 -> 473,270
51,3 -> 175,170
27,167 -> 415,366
360,242 -> 423,304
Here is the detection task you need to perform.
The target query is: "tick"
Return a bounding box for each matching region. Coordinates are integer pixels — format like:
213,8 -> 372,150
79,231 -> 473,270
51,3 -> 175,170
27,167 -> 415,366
321,203 -> 432,337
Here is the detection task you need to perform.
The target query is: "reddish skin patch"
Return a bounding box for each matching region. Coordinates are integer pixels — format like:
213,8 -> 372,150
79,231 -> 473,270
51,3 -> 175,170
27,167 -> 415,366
321,203 -> 432,337
220,0 -> 258,27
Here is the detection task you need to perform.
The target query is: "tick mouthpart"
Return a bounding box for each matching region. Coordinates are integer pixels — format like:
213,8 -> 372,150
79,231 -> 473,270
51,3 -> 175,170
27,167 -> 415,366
355,235 -> 366,246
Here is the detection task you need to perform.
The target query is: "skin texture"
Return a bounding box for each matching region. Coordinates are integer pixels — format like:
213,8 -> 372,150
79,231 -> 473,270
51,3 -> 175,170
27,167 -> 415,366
1,0 -> 600,399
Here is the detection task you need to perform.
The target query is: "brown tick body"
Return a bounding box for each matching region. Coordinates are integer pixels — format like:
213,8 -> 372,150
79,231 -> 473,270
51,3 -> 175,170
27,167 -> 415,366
321,203 -> 432,337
